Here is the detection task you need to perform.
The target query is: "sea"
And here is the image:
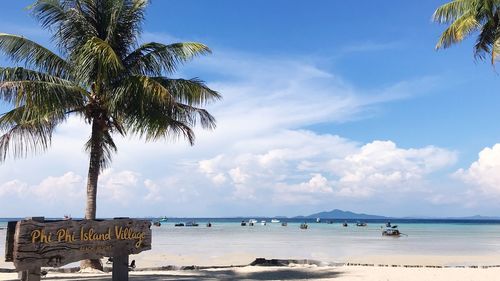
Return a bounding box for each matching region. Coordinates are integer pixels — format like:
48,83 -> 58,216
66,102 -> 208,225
2,218 -> 500,267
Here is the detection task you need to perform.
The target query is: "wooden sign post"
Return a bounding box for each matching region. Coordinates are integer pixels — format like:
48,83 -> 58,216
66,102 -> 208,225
5,217 -> 151,281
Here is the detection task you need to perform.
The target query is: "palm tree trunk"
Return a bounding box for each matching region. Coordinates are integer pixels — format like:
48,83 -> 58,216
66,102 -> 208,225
80,119 -> 104,271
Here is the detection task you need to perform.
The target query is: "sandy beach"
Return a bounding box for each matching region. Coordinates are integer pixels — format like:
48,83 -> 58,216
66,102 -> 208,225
1,264 -> 500,281
3,254 -> 500,281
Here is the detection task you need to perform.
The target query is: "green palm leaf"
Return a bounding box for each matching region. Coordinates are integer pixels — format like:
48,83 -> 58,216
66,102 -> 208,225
125,42 -> 211,75
0,33 -> 69,77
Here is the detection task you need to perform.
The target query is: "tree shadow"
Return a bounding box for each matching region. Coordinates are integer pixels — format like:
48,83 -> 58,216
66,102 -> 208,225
39,267 -> 344,281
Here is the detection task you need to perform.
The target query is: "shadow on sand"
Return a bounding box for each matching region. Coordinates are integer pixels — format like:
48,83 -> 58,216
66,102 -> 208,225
39,267 -> 344,281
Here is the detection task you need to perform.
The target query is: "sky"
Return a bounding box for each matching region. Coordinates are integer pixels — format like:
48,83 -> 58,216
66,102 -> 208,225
1,0 -> 500,218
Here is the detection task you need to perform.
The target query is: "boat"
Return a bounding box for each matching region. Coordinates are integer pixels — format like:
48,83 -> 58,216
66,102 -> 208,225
206,222 -> 212,227
241,221 -> 247,226
316,218 -> 321,223
159,216 -> 168,222
300,223 -> 308,229
261,220 -> 267,226
174,222 -> 185,227
249,219 -> 258,224
382,227 -> 401,236
153,221 -> 161,227
342,221 -> 348,227
63,215 -> 72,220
249,221 -> 254,226
281,222 -> 288,226
185,221 -> 199,227
356,221 -> 367,227
271,219 -> 280,223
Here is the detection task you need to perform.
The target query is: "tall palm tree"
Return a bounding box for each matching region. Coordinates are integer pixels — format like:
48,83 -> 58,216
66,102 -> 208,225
433,0 -> 500,64
0,0 -> 220,270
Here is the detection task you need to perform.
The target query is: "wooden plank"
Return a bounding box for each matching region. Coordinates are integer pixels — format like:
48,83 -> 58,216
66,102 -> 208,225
5,221 -> 18,262
12,218 -> 151,271
112,254 -> 129,281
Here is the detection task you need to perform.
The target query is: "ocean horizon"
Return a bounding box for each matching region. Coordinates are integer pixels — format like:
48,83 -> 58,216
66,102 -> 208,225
3,217 -> 500,269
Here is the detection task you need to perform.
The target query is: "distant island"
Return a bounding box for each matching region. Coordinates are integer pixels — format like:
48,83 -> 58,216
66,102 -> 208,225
295,209 -> 388,220
294,209 -> 500,220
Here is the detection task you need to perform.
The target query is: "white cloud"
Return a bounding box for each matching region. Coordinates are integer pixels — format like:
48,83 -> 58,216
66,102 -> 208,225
99,170 -> 141,204
454,144 -> 500,196
32,172 -> 84,201
333,141 -> 457,197
0,49 -> 455,216
0,180 -> 28,197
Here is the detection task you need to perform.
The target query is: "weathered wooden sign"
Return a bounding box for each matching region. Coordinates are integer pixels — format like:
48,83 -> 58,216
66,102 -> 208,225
5,218 -> 151,271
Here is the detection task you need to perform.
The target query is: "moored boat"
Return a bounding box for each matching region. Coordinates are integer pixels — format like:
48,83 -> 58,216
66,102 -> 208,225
356,221 -> 367,227
175,222 -> 185,227
186,221 -> 199,227
271,219 -> 280,223
300,223 -> 308,229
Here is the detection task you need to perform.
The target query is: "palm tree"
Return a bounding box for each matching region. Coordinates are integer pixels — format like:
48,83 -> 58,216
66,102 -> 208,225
433,0 -> 500,64
0,0 -> 220,270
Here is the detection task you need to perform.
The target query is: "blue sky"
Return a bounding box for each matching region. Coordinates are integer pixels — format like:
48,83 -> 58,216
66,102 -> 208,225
1,1 -> 500,218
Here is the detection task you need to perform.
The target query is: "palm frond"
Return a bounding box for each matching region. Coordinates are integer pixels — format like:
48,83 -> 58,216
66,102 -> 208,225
73,37 -> 125,84
0,33 -> 69,77
0,67 -> 74,86
124,42 -> 211,75
0,106 -> 58,161
30,0 -> 97,52
473,11 -> 500,60
0,80 -> 87,115
433,0 -> 478,23
152,77 -> 221,106
106,0 -> 148,58
436,12 -> 481,49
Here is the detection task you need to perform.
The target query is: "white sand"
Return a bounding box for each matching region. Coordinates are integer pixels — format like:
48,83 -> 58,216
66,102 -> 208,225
1,265 -> 499,281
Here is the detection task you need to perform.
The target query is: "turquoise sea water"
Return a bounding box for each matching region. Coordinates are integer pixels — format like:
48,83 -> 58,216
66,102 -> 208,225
2,219 -> 500,267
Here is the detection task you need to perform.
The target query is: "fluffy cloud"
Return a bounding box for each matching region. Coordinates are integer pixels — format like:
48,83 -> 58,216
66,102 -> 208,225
334,141 -> 457,197
198,132 -> 457,203
0,50 -> 454,216
454,144 -> 500,196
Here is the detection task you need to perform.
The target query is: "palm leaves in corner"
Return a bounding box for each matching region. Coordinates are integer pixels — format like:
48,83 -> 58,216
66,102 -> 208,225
433,0 -> 500,64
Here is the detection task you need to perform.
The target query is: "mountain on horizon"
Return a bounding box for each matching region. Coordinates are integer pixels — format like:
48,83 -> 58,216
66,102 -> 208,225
297,209 -> 388,220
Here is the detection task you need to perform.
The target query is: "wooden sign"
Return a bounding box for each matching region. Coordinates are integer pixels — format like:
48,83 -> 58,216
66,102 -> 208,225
7,218 -> 151,271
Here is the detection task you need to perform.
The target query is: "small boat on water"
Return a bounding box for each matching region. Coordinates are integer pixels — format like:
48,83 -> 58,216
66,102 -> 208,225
206,222 -> 212,227
300,223 -> 308,229
186,221 -> 199,227
271,219 -> 280,223
249,219 -> 258,224
241,221 -> 247,226
175,222 -> 185,227
342,221 -> 348,227
382,222 -> 404,236
382,227 -> 401,236
63,214 -> 72,220
159,216 -> 168,222
281,222 -> 288,226
316,218 -> 321,223
356,221 -> 367,227
153,221 -> 161,227
261,220 -> 267,226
